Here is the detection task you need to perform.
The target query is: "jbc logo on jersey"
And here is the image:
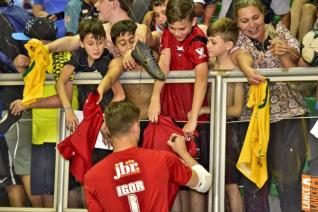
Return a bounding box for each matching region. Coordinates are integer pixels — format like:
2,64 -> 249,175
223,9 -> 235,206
114,160 -> 141,180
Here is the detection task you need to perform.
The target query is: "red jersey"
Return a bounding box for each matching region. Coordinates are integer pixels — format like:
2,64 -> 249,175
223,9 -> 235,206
160,25 -> 209,121
84,147 -> 192,212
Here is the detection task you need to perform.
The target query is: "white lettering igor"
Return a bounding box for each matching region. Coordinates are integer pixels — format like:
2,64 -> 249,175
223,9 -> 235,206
116,180 -> 145,197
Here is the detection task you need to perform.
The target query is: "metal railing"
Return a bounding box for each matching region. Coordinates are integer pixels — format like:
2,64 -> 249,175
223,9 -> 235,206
0,67 -> 318,212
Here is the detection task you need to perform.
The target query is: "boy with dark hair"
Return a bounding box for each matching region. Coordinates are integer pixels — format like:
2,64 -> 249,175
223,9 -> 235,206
56,18 -> 125,129
9,18 -> 125,129
205,17 -> 244,212
83,100 -> 212,212
148,0 -> 209,210
97,19 -> 154,120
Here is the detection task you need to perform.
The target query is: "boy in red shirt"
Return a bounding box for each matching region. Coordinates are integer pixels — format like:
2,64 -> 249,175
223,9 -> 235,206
148,0 -> 209,210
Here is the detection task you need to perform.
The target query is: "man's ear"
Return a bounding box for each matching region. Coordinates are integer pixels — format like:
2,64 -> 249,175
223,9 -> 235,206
112,0 -> 119,9
132,121 -> 140,137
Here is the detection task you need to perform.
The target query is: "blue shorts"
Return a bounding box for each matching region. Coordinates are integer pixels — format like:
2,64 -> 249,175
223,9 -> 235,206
31,143 -> 56,195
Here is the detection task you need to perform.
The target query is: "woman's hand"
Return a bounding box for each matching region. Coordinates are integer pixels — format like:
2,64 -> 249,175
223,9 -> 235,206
269,38 -> 290,57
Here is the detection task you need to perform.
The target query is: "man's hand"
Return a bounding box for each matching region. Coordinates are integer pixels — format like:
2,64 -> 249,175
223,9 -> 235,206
122,49 -> 137,70
12,54 -> 30,70
167,133 -> 188,155
10,99 -> 29,115
148,97 -> 161,123
65,109 -> 79,131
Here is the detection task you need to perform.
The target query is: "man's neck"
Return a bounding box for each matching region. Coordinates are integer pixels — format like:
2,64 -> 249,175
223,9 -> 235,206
112,134 -> 138,152
109,9 -> 131,24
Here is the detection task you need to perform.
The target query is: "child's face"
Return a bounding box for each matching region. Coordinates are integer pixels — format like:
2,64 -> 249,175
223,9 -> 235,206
168,18 -> 196,41
114,32 -> 135,56
207,35 -> 229,58
80,33 -> 105,60
153,4 -> 167,30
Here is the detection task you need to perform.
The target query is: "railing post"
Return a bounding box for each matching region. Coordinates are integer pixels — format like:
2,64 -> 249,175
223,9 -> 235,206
56,110 -> 66,212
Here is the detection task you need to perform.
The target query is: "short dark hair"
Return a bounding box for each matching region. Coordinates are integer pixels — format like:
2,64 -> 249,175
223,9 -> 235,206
104,101 -> 140,138
166,0 -> 195,24
78,18 -> 105,41
207,18 -> 239,43
110,19 -> 137,44
152,0 -> 166,8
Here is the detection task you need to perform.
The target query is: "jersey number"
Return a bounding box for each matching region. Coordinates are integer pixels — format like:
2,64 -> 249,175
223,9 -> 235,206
128,194 -> 140,212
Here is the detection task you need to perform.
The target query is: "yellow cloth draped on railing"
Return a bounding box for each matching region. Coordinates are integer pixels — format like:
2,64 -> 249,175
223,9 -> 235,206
21,39 -> 51,106
236,80 -> 270,188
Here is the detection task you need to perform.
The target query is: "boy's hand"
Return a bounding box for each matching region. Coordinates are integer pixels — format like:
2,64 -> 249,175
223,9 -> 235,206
183,118 -> 197,138
65,109 -> 79,131
134,24 -> 148,44
10,99 -> 29,115
148,97 -> 161,123
123,49 -> 137,70
167,133 -> 188,155
96,88 -> 103,104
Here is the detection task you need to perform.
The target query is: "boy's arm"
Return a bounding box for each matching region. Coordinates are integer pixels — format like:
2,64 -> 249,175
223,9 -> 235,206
231,49 -> 265,84
142,11 -> 153,28
135,23 -> 158,50
110,81 -> 126,102
183,62 -> 208,137
227,82 -> 244,117
46,35 -> 81,53
32,3 -> 48,17
97,57 -> 125,104
148,48 -> 171,122
56,64 -> 78,129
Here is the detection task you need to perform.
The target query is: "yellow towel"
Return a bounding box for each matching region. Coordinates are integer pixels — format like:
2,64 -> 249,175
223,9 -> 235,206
21,39 -> 51,106
236,80 -> 270,188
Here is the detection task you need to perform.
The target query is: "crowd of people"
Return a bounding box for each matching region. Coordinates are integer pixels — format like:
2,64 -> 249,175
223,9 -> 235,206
0,0 -> 318,211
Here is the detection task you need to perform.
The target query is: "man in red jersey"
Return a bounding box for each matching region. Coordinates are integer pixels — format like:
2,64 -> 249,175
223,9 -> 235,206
84,100 -> 212,212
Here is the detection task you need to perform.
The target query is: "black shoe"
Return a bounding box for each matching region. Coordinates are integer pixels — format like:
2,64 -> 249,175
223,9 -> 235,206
131,41 -> 166,81
0,110 -> 22,134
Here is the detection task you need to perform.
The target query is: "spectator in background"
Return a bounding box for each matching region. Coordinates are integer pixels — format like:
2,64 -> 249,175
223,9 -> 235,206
32,0 -> 67,38
13,0 -> 33,14
193,0 -> 217,26
0,0 -> 43,208
290,0 -> 317,41
129,0 -> 151,23
142,0 -> 167,33
64,0 -> 98,36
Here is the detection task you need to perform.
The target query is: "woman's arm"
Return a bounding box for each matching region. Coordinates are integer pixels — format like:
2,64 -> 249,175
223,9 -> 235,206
231,49 -> 265,84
